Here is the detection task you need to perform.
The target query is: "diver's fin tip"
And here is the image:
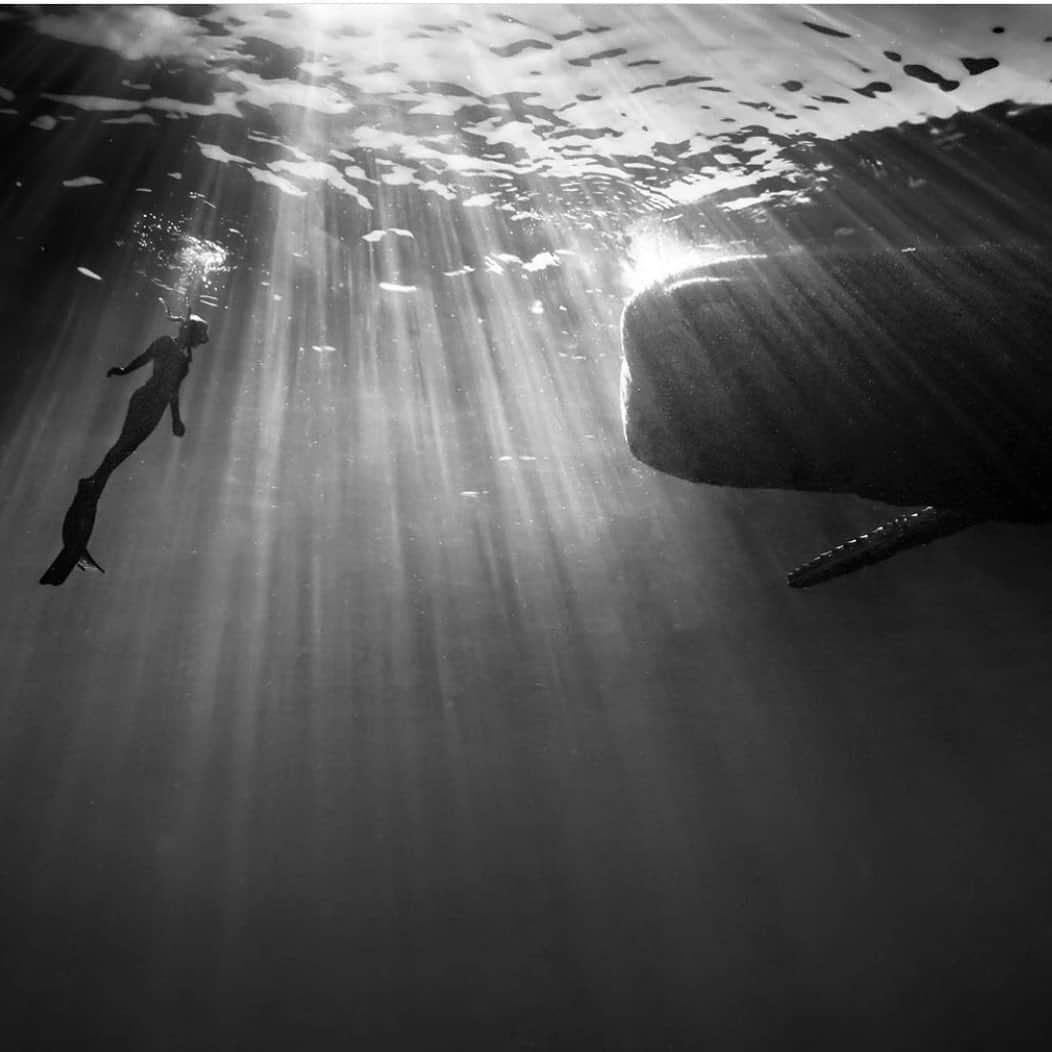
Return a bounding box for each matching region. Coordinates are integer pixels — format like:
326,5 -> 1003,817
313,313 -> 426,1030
77,551 -> 105,574
39,563 -> 69,586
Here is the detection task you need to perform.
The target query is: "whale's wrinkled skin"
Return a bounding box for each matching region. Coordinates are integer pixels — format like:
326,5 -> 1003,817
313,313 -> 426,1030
620,245 -> 1052,586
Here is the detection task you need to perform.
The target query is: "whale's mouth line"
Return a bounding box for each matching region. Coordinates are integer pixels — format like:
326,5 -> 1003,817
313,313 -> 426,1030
786,506 -> 982,589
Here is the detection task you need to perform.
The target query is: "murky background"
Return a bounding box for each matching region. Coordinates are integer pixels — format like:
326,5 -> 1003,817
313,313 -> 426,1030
2,5 -> 1052,1049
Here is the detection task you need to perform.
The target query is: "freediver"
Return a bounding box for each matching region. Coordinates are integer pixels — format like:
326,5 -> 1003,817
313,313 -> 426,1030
40,302 -> 210,585
85,304 -> 210,491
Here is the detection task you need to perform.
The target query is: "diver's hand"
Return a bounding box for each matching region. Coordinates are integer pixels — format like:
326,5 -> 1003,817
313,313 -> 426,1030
172,420 -> 186,438
106,366 -> 124,378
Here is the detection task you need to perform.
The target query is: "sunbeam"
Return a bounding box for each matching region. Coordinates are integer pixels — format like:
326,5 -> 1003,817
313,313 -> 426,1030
4,6 -> 1052,1050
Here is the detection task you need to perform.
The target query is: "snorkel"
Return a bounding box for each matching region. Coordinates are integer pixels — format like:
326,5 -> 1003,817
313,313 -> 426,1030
158,295 -> 209,347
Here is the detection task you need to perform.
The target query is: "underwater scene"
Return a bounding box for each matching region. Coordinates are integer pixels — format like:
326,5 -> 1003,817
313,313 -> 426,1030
3,4 -> 1052,1048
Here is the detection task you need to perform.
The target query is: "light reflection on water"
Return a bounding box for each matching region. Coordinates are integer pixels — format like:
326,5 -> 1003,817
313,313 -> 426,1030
2,6 -> 1052,1049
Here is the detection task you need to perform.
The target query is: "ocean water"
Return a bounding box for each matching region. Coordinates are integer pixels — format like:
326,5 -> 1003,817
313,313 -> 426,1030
2,5 -> 1052,1049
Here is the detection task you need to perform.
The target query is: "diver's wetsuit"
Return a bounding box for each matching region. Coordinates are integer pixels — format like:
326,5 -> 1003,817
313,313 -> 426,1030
88,335 -> 191,488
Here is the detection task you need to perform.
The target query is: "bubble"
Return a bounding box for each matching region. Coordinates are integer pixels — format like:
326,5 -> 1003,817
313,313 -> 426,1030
132,213 -> 236,300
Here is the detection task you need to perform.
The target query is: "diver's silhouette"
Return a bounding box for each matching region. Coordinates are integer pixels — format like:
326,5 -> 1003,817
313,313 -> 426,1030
86,310 -> 209,489
40,300 -> 210,586
39,477 -> 105,585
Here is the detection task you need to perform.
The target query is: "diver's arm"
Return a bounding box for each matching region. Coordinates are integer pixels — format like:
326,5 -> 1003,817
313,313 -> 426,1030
170,391 -> 185,437
106,337 -> 164,378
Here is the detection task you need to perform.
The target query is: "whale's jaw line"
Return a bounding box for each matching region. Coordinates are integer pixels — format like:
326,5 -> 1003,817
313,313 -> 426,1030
786,507 -> 981,589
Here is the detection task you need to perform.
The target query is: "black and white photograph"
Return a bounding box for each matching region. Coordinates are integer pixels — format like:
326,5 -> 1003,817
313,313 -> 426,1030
2,3 -> 1051,1048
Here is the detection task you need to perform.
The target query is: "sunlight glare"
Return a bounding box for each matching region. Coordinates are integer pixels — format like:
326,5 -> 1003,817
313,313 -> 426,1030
622,225 -> 742,295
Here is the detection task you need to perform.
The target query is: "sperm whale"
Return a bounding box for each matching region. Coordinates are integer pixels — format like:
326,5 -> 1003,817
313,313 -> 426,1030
620,243 -> 1052,586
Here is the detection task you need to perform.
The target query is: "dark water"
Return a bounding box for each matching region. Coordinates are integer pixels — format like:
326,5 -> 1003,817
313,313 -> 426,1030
2,5 -> 1052,1049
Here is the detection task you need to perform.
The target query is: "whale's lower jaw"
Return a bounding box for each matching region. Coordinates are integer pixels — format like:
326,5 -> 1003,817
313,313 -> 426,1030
786,506 -> 982,589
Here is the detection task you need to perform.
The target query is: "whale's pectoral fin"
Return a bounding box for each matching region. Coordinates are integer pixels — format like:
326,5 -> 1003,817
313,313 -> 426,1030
76,550 -> 105,574
787,507 -> 981,589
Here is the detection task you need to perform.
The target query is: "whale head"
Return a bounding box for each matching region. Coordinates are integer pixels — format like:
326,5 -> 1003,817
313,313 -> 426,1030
620,245 -> 1052,584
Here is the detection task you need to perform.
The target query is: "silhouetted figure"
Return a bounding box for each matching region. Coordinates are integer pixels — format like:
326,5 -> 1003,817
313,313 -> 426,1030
40,302 -> 210,586
39,477 -> 105,585
86,313 -> 209,489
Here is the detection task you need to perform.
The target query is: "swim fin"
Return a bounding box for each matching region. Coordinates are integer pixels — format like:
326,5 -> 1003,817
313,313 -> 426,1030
40,478 -> 105,587
40,549 -> 79,586
77,551 -> 105,574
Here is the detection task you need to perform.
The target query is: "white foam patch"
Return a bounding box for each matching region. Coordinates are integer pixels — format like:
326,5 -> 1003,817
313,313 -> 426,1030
224,69 -> 355,116
0,87 -> 13,102
144,94 -> 241,118
378,164 -> 416,187
34,7 -> 211,63
522,251 -> 560,273
363,228 -> 416,244
102,113 -> 157,126
42,93 -> 140,112
63,176 -> 103,188
247,168 -> 306,198
298,60 -> 334,79
405,95 -> 467,118
30,115 -> 57,131
418,180 -> 457,201
350,125 -> 519,180
198,142 -> 254,166
43,90 -> 239,119
267,158 -> 372,209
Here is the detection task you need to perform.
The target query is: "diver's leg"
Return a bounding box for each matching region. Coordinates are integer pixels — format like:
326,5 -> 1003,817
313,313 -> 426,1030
87,389 -> 165,487
170,392 -> 185,437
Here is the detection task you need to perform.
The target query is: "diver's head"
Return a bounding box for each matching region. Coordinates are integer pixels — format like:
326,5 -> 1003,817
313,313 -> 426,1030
180,315 -> 210,347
